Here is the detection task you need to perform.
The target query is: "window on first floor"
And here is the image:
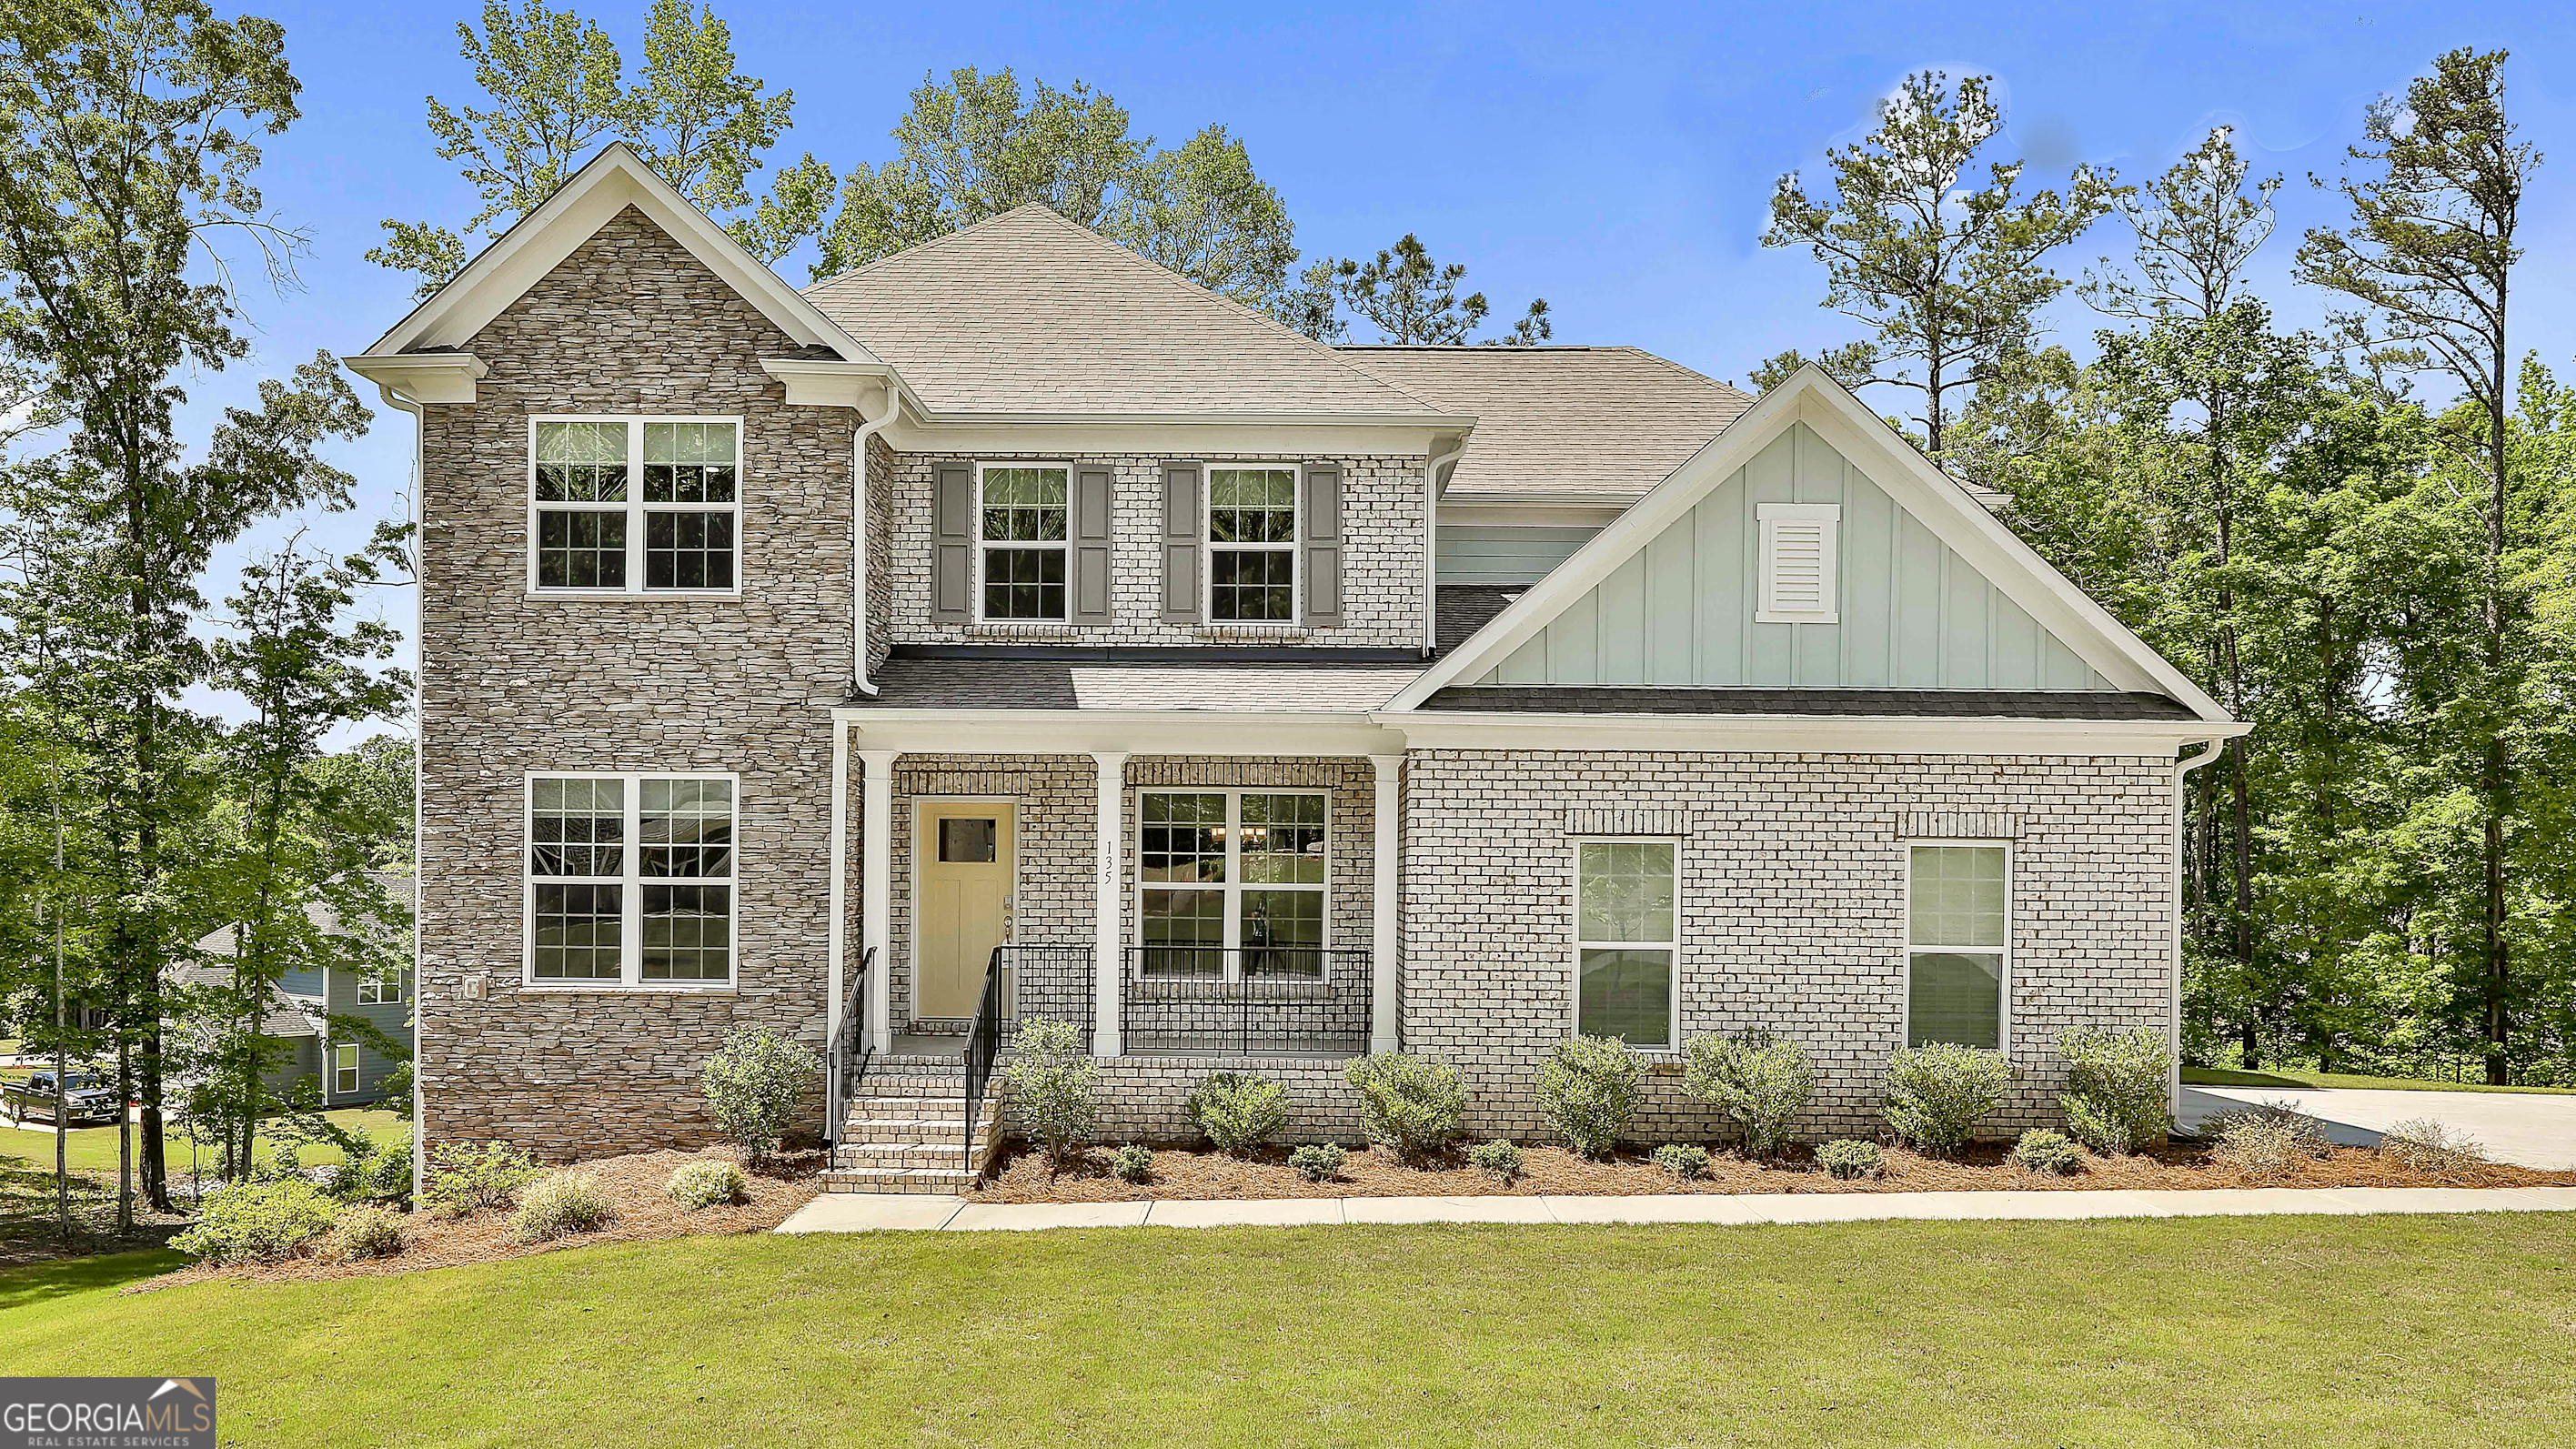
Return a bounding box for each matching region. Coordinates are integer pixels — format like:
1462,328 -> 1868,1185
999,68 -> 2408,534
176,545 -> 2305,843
1575,839 -> 1678,1050
528,773 -> 738,987
1907,843 -> 2008,1051
333,1042 -> 359,1095
1137,789 -> 1328,980
531,418 -> 740,593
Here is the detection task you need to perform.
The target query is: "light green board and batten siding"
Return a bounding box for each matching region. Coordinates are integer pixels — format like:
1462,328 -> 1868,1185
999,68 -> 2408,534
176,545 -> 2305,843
1480,423 -> 2112,689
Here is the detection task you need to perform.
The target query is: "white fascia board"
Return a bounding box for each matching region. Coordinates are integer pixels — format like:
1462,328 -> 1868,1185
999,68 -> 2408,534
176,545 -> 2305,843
760,358 -> 901,412
1381,709 -> 2248,756
344,352 -> 488,405
881,417 -> 1460,457
830,708 -> 1407,758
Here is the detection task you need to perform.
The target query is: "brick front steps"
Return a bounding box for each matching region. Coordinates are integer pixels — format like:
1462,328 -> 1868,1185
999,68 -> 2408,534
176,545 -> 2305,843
821,1061 -> 1002,1196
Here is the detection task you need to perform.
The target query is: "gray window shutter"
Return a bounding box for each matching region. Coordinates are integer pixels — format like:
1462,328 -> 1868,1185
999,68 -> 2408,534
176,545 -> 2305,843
1302,461 -> 1343,627
933,462 -> 973,622
1073,463 -> 1113,622
1161,461 -> 1202,622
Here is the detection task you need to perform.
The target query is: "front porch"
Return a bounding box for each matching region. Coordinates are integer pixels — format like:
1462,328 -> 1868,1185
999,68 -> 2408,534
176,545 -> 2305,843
881,941 -> 1375,1061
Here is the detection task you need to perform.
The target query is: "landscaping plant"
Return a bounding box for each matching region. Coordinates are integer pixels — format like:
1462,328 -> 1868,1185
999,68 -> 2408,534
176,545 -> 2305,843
1881,1042 -> 2009,1154
2381,1117 -> 2487,1173
1681,1028 -> 1813,1157
665,1160 -> 749,1210
2011,1128 -> 2084,1176
1289,1143 -> 1347,1182
2056,1025 -> 2171,1154
1342,1052 -> 1467,1162
1816,1140 -> 1883,1181
1468,1139 -> 1524,1183
511,1172 -> 617,1243
421,1141 -> 541,1220
1110,1144 -> 1154,1182
1652,1143 -> 1710,1180
1535,1035 -> 1642,1159
2204,1103 -> 2331,1176
326,1203 -> 409,1261
1188,1072 -> 1288,1154
1006,1016 -> 1099,1171
171,1179 -> 343,1263
700,1025 -> 822,1165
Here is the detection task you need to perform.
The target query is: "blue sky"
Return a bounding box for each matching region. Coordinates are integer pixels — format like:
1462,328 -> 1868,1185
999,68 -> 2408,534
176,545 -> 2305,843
159,0 -> 2576,726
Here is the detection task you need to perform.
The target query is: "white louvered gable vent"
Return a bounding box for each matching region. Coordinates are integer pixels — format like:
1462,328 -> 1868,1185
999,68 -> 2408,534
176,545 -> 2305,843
1756,502 -> 1841,623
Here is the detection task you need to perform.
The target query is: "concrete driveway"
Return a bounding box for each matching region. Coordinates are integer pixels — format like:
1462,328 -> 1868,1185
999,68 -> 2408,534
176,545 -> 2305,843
2180,1085 -> 2576,1170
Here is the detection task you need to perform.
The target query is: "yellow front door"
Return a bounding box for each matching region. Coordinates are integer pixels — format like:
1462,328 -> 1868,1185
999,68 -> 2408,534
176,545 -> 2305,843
916,802 -> 1014,1019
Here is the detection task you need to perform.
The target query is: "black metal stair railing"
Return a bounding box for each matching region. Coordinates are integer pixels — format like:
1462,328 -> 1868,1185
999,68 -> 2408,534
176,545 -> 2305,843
824,945 -> 876,1147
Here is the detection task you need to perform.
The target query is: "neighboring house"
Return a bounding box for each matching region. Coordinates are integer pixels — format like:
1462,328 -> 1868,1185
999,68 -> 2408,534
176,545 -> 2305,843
185,873 -> 416,1108
349,144 -> 2243,1181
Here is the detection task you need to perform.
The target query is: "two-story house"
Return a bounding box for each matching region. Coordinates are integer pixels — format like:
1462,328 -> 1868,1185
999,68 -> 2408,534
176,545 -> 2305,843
350,145 -> 2242,1190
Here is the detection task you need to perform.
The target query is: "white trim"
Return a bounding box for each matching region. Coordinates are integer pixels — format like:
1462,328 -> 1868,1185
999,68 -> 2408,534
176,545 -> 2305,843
858,750 -> 897,1053
1202,463 -> 1302,626
825,719 -> 851,1047
1368,754 -> 1403,1053
1386,710 -> 2247,756
332,1041 -> 361,1097
1091,752 -> 1128,1057
522,770 -> 742,991
1132,787 -> 1333,982
527,416 -> 744,599
1900,838 -> 2014,1057
1755,501 -> 1840,624
972,461 -> 1073,624
1570,835 -> 1682,1052
342,352 -> 488,405
906,796 -> 1022,1021
1438,496 -> 1633,526
841,709 -> 1410,759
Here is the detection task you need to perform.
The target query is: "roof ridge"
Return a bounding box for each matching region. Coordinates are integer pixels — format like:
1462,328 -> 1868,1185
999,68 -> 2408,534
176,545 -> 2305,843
1613,347 -> 1753,400
804,202 -> 1049,292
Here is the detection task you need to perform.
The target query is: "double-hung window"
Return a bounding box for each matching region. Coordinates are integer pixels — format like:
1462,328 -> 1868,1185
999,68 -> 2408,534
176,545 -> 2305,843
531,418 -> 740,594
1206,467 -> 1297,622
978,465 -> 1069,620
332,1043 -> 360,1095
357,967 -> 404,1005
1575,840 -> 1677,1050
1906,843 -> 2008,1051
1137,790 -> 1327,980
528,773 -> 738,987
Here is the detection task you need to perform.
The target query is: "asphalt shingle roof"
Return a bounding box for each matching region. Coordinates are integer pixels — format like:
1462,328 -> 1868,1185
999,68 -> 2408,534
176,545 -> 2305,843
863,649 -> 1423,711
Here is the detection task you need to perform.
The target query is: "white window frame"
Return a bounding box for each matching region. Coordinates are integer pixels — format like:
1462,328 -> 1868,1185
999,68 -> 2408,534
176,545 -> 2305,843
971,461 -> 1073,624
1133,787 -> 1331,981
356,966 -> 404,1005
1755,501 -> 1841,624
523,770 -> 743,991
527,415 -> 744,599
1901,839 -> 2013,1056
1569,836 -> 1683,1052
1202,464 -> 1301,625
332,1042 -> 360,1096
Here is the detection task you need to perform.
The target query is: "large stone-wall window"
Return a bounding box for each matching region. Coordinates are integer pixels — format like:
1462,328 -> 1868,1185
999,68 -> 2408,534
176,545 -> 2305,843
530,418 -> 740,594
528,773 -> 738,988
1906,843 -> 2009,1051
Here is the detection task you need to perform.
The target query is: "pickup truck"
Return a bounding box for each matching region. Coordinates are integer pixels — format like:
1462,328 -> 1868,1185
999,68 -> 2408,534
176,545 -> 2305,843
3,1070 -> 123,1126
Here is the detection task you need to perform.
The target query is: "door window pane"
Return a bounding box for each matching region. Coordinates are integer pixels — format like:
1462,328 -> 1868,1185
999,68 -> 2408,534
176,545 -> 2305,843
939,817 -> 998,863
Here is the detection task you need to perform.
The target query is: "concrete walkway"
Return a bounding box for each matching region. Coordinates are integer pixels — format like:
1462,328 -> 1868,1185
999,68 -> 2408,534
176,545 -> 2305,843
777,1183 -> 2576,1234
2179,1085 -> 2576,1170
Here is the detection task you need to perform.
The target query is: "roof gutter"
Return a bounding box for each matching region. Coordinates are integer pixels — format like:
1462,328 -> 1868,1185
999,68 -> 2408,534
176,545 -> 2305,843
2169,738 -> 2228,1121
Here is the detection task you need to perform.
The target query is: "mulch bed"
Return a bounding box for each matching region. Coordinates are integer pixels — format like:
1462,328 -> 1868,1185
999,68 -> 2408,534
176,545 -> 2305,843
976,1139 -> 2576,1202
127,1146 -> 821,1293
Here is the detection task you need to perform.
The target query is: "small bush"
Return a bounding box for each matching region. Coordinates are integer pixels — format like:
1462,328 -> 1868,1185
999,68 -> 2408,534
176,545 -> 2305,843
2382,1117 -> 2486,1173
1881,1042 -> 2009,1155
1189,1072 -> 1288,1154
171,1179 -> 341,1263
1468,1139 -> 1524,1183
2057,1025 -> 2172,1154
2011,1128 -> 2085,1176
1816,1140 -> 1883,1182
511,1171 -> 617,1243
1289,1143 -> 1347,1182
1110,1144 -> 1153,1182
1652,1143 -> 1711,1180
2205,1102 -> 2331,1176
257,1144 -> 303,1182
1005,1016 -> 1099,1171
365,1136 -> 415,1202
665,1160 -> 748,1210
1681,1029 -> 1814,1157
1535,1035 -> 1643,1159
420,1141 -> 541,1220
700,1025 -> 821,1165
1342,1052 -> 1467,1162
326,1203 -> 408,1262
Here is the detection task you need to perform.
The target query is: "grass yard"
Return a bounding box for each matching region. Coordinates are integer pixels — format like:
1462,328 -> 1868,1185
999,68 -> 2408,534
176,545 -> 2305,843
2183,1065 -> 2576,1096
8,1214 -> 2576,1446
0,1109 -> 406,1182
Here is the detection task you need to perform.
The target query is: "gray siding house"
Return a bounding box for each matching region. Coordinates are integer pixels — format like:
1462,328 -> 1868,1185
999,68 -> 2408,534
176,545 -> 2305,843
351,145 -> 2241,1187
186,873 -> 416,1107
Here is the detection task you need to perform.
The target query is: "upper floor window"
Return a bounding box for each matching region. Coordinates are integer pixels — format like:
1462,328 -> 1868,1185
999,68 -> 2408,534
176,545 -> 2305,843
979,465 -> 1069,620
530,418 -> 740,595
1206,467 -> 1297,622
528,772 -> 738,988
357,966 -> 404,1005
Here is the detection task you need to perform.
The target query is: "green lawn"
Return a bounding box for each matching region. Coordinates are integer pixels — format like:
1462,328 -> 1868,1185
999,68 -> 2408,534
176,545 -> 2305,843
0,1109 -> 406,1181
9,1215 -> 2576,1446
2183,1065 -> 2576,1096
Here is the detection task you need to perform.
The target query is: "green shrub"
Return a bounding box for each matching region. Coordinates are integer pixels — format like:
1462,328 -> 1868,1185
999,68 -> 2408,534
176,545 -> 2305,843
420,1141 -> 540,1220
1534,1035 -> 1642,1159
1816,1140 -> 1883,1181
510,1171 -> 616,1243
1681,1029 -> 1813,1157
1467,1139 -> 1524,1183
1288,1143 -> 1347,1182
2056,1026 -> 2171,1154
665,1160 -> 748,1210
1005,1016 -> 1098,1170
2011,1128 -> 2084,1176
1342,1052 -> 1466,1162
1652,1143 -> 1711,1180
379,1060 -> 416,1119
2381,1117 -> 2486,1173
171,1179 -> 341,1263
257,1143 -> 303,1182
1188,1072 -> 1288,1154
325,1203 -> 408,1261
2204,1102 -> 2331,1176
1881,1042 -> 2009,1155
1110,1143 -> 1154,1182
700,1025 -> 821,1164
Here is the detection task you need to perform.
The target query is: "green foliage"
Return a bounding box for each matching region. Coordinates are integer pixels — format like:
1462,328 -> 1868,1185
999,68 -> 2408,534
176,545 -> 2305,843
1467,1139 -> 1524,1183
2011,1129 -> 2085,1176
1652,1143 -> 1710,1180
171,1178 -> 341,1263
510,1171 -> 616,1243
665,1159 -> 748,1210
1341,1052 -> 1466,1163
1004,1016 -> 1098,1170
699,1025 -> 820,1164
421,1141 -> 541,1220
2057,1026 -> 2172,1155
1535,1035 -> 1642,1160
1188,1072 -> 1288,1155
1881,1043 -> 2009,1155
1289,234 -> 1550,346
325,1203 -> 408,1261
1816,1140 -> 1883,1181
1681,1029 -> 1814,1156
1109,1144 -> 1153,1182
1287,1143 -> 1346,1183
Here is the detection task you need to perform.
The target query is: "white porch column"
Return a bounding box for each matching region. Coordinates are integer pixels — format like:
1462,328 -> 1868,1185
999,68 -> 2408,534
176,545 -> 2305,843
1370,753 -> 1404,1054
1091,750 -> 1129,1058
859,748 -> 898,1054
825,719 -> 850,1044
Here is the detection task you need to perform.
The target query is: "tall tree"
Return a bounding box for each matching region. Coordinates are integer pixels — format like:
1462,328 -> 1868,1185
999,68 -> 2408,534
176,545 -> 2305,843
1285,233 -> 1551,346
1760,71 -> 2116,453
2297,48 -> 2538,1082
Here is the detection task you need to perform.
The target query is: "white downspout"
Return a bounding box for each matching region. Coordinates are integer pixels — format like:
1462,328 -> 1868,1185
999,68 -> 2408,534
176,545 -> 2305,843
2169,739 -> 2225,1124
849,385 -> 899,697
1422,437 -> 1466,658
371,380 -> 429,1210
